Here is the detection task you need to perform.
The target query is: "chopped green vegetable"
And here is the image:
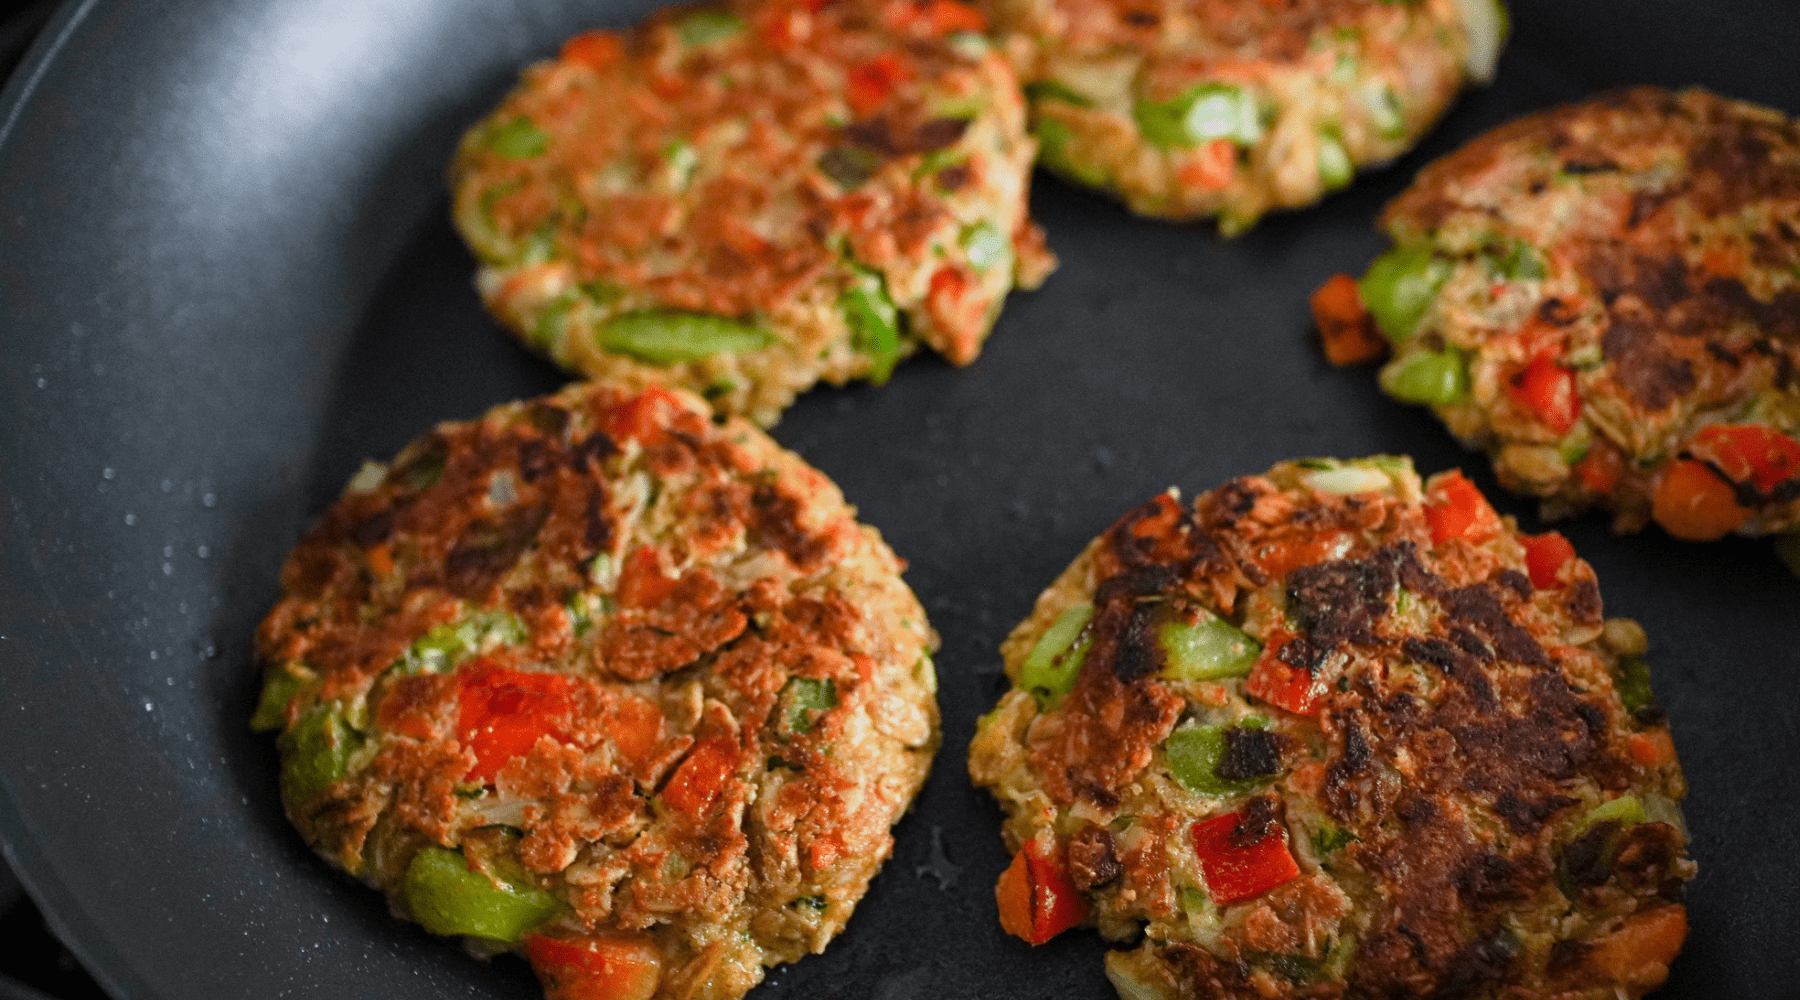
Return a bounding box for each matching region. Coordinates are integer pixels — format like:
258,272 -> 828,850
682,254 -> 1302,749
279,703 -> 362,809
251,662 -> 315,732
392,610 -> 527,677
485,117 -> 548,160
778,677 -> 837,735
678,10 -> 745,46
1135,84 -> 1262,150
1558,424 -> 1592,466
960,221 -> 1007,273
1019,603 -> 1094,704
402,846 -> 563,942
1178,886 -> 1210,915
1310,824 -> 1358,856
1317,131 -> 1354,190
1358,245 -> 1451,343
1486,239 -> 1547,281
1033,119 -> 1108,187
1159,614 -> 1261,680
597,310 -> 773,363
1164,723 -> 1269,795
791,894 -> 828,912
1024,79 -> 1093,108
1381,348 -> 1470,405
1365,85 -> 1406,140
1582,794 -> 1646,831
530,297 -> 572,353
662,140 -> 699,186
818,146 -> 880,189
1613,656 -> 1656,714
840,266 -> 901,384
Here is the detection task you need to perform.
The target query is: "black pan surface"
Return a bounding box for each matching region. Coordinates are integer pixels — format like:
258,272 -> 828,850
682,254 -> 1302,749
2,1 -> 1797,997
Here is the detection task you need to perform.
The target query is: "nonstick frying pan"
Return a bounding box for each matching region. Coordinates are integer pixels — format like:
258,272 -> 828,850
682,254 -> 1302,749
2,1 -> 1797,997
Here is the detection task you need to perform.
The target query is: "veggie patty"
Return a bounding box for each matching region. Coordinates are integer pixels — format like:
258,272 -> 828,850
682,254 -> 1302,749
970,457 -> 1693,999
255,381 -> 939,1000
980,0 -> 1505,229
1319,87 -> 1800,542
450,0 -> 1054,425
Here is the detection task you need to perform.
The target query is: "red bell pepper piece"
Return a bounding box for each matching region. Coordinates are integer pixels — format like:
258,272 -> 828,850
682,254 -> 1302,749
846,53 -> 912,117
661,737 -> 737,816
1572,444 -> 1624,495
1189,810 -> 1300,906
1423,470 -> 1501,545
1505,349 -> 1580,436
1245,631 -> 1325,718
1520,531 -> 1577,590
457,662 -> 576,783
1251,529 -> 1351,580
560,31 -> 623,73
600,386 -> 688,446
1652,459 -> 1749,541
1686,424 -> 1800,493
523,932 -> 663,1000
995,837 -> 1088,945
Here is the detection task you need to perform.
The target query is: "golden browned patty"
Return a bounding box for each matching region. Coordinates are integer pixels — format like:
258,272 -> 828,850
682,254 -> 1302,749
970,457 -> 1692,1000
1343,87 -> 1800,541
449,0 -> 1054,426
981,0 -> 1505,229
253,381 -> 939,1000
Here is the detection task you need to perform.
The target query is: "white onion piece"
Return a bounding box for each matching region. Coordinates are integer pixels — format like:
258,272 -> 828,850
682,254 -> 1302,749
1456,0 -> 1507,83
1304,465 -> 1391,496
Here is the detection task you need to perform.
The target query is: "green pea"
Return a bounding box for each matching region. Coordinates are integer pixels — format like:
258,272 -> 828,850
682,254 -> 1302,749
402,846 -> 563,943
597,310 -> 773,363
1136,84 -> 1261,150
1379,348 -> 1470,405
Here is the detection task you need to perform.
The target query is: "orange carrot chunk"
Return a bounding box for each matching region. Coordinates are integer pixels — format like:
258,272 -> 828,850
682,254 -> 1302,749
1652,459 -> 1750,541
1310,273 -> 1386,366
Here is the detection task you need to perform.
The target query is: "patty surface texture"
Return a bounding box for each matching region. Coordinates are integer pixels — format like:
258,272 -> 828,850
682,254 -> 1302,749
254,381 -> 939,1000
450,0 -> 1054,425
969,457 -> 1692,1000
980,0 -> 1505,229
1344,87 -> 1800,541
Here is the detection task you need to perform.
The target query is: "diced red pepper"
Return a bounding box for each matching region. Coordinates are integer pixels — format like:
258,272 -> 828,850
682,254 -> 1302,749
919,0 -> 987,34
995,837 -> 1088,945
600,386 -> 688,445
1175,138 -> 1237,193
846,53 -> 912,117
924,264 -> 988,365
1573,443 -> 1625,495
1423,470 -> 1501,545
1245,631 -> 1325,718
1310,273 -> 1385,366
1520,531 -> 1577,590
1189,810 -> 1301,906
616,545 -> 678,609
1652,459 -> 1749,542
456,662 -> 576,783
661,737 -> 737,816
605,693 -> 664,765
523,932 -> 663,1000
1505,349 -> 1580,436
560,31 -> 623,72
1686,424 -> 1800,494
1251,529 -> 1351,580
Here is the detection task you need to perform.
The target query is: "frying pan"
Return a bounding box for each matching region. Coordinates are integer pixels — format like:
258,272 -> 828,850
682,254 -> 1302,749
2,1 -> 1797,997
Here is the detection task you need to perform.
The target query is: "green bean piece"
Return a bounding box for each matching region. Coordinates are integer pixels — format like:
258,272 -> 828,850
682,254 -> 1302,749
1164,723 -> 1270,795
1159,615 -> 1261,681
1033,119 -> 1108,187
960,221 -> 1007,273
1581,794 -> 1646,831
840,267 -> 901,384
1136,84 -> 1261,150
279,704 -> 362,809
597,310 -> 773,363
1019,603 -> 1094,704
486,117 -> 548,160
1024,80 -> 1093,108
251,663 -> 314,732
392,610 -> 527,677
1613,656 -> 1656,714
1358,245 -> 1450,343
1380,348 -> 1470,405
778,677 -> 838,735
402,846 -> 564,942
